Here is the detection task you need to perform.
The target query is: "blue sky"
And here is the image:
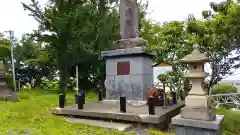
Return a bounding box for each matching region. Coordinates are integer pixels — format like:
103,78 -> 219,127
1,0 -> 238,80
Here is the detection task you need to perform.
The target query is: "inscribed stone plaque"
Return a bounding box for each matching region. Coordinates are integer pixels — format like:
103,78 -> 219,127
120,0 -> 139,39
117,61 -> 130,75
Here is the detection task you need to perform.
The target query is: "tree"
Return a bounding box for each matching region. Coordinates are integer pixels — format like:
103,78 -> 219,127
144,21 -> 191,97
22,0 -> 80,94
143,0 -> 239,94
187,1 -> 237,93
211,83 -> 237,94
22,0 -> 120,95
14,34 -> 56,87
14,34 -> 41,69
0,33 -> 11,71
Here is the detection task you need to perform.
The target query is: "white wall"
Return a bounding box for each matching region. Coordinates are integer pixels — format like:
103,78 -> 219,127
153,66 -> 172,87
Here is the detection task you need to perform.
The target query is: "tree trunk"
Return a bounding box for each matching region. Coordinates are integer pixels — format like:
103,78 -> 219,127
58,52 -> 68,95
59,65 -> 68,95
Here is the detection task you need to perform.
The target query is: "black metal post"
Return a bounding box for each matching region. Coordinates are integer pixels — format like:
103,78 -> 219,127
98,90 -> 103,101
120,96 -> 126,113
148,97 -> 155,115
172,91 -> 177,104
78,95 -> 84,109
80,90 -> 85,104
59,93 -> 65,108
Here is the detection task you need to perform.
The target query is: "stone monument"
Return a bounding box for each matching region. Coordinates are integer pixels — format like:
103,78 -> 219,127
172,44 -> 224,135
101,0 -> 155,103
0,61 -> 15,100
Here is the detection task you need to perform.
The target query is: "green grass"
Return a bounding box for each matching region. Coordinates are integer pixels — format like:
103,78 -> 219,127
0,89 -> 239,135
217,108 -> 240,135
0,89 -> 131,135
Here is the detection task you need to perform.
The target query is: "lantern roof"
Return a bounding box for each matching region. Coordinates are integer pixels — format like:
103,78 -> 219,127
180,44 -> 209,63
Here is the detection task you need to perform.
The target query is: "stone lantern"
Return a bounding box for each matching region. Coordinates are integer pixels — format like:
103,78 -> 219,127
0,61 -> 15,100
179,44 -> 216,120
172,44 -> 224,135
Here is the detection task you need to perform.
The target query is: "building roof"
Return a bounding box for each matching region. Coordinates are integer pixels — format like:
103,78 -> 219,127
152,62 -> 171,67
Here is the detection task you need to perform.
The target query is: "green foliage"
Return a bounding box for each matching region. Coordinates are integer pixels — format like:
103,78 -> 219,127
211,83 -> 237,95
158,71 -> 184,93
144,21 -> 191,94
158,73 -> 168,83
0,89 -> 131,135
6,74 -> 14,91
0,36 -> 10,59
14,35 -> 42,68
147,129 -> 174,135
216,108 -> 240,135
21,83 -> 32,91
40,80 -> 59,90
144,0 -> 238,92
16,0 -> 240,97
0,35 -> 11,71
22,0 -> 120,92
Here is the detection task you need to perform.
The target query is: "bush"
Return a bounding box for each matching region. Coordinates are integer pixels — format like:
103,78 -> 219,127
211,83 -> 237,95
6,73 -> 23,91
217,109 -> 240,135
40,79 -> 59,90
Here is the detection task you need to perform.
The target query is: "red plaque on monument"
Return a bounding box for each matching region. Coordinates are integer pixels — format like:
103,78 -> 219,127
117,61 -> 130,75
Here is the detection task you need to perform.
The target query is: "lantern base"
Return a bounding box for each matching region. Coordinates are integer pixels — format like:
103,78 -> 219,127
185,95 -> 211,109
181,107 -> 216,121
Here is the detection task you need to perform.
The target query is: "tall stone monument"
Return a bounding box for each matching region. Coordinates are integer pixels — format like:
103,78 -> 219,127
0,61 -> 14,100
101,0 -> 155,102
172,44 -> 224,135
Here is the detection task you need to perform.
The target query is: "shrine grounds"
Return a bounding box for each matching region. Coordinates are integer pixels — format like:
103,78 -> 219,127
0,89 -> 239,135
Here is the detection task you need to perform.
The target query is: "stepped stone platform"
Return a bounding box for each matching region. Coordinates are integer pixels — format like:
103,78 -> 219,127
52,101 -> 184,127
64,117 -> 134,131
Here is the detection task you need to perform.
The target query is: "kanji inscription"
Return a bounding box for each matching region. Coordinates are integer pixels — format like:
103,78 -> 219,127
120,0 -> 139,39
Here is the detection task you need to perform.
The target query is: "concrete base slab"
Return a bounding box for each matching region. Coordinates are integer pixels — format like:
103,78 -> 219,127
52,101 -> 184,125
172,114 -> 224,135
64,117 -> 133,131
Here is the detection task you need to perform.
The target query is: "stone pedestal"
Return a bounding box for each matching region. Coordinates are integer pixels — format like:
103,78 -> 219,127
172,114 -> 224,135
101,46 -> 155,101
0,61 -> 16,101
181,95 -> 216,121
171,44 -> 224,134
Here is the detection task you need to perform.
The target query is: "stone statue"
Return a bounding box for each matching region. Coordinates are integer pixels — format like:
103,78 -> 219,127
118,0 -> 147,49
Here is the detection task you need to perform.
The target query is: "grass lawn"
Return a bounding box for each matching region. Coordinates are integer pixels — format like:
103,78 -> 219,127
0,89 -> 129,135
0,89 -> 239,135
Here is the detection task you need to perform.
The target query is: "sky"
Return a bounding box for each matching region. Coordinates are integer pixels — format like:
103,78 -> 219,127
1,0 -> 238,80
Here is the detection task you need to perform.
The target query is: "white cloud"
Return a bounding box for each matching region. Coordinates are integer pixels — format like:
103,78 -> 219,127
0,0 -> 47,39
146,0 -> 223,22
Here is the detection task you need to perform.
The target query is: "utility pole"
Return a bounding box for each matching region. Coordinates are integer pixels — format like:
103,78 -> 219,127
76,66 -> 79,94
5,30 -> 18,100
